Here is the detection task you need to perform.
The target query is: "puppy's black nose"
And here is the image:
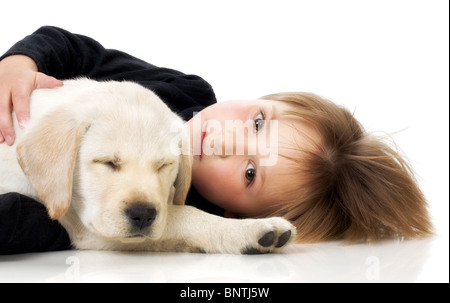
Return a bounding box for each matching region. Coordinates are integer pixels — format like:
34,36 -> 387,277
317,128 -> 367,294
125,204 -> 157,230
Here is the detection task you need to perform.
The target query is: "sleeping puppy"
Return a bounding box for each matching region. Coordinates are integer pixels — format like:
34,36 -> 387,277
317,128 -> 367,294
0,78 -> 295,254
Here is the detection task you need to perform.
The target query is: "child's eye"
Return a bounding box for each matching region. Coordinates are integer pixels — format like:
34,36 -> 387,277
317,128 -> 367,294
254,112 -> 265,132
245,162 -> 256,185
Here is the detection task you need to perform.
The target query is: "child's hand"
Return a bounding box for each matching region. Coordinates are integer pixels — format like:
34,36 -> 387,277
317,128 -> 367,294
0,55 -> 63,145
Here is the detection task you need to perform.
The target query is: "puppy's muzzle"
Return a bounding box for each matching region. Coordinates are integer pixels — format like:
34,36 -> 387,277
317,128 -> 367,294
125,203 -> 157,234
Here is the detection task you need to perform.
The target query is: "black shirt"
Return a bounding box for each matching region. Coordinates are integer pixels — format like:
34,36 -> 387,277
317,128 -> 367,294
0,26 -> 224,254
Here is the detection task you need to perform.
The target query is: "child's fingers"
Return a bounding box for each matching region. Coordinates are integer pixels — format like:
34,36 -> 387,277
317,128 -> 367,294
11,86 -> 31,129
0,71 -> 63,145
0,96 -> 15,145
13,73 -> 63,127
35,72 -> 63,90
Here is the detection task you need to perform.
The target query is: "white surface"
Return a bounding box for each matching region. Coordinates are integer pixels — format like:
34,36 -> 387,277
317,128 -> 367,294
1,1 -> 448,283
0,236 -> 447,283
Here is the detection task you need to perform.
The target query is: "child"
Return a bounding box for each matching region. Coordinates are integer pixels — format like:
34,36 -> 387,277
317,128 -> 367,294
0,26 -> 432,254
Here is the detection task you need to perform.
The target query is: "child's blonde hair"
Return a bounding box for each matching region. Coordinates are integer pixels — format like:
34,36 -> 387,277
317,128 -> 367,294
259,92 -> 433,243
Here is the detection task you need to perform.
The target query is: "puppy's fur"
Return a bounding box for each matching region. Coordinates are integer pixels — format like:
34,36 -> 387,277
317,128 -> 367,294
0,79 -> 295,254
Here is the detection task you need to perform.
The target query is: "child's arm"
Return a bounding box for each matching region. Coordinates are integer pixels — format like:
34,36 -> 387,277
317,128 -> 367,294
0,26 -> 216,109
0,25 -> 146,80
0,26 -> 216,140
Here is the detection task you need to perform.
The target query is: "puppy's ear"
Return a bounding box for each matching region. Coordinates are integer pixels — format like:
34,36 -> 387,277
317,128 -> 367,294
173,134 -> 192,205
17,108 -> 90,219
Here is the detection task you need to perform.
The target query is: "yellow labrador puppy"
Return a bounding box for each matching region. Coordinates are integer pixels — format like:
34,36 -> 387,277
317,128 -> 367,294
0,79 -> 295,254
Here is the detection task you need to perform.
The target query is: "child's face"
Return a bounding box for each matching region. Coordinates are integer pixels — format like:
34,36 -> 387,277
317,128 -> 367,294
185,99 -> 316,217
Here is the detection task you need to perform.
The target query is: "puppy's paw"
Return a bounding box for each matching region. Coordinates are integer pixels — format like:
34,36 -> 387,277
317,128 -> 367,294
242,217 -> 296,254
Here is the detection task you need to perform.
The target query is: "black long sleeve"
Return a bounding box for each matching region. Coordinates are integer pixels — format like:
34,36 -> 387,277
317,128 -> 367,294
0,26 -> 220,255
0,26 -> 216,120
0,193 -> 71,254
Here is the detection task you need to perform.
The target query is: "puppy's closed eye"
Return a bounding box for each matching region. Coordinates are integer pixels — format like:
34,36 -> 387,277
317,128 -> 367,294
104,161 -> 120,171
93,157 -> 121,171
155,159 -> 175,172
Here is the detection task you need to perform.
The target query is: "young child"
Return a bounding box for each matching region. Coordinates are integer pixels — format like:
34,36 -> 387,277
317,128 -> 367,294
0,26 -> 432,254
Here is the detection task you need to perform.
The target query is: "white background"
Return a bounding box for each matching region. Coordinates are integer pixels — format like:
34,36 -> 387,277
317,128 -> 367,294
0,0 -> 448,283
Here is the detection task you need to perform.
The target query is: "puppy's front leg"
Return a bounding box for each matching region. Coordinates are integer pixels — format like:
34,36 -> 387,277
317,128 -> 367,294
157,205 -> 296,254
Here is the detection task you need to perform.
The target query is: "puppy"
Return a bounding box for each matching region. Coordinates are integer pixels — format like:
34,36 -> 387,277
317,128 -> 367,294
0,79 -> 295,254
